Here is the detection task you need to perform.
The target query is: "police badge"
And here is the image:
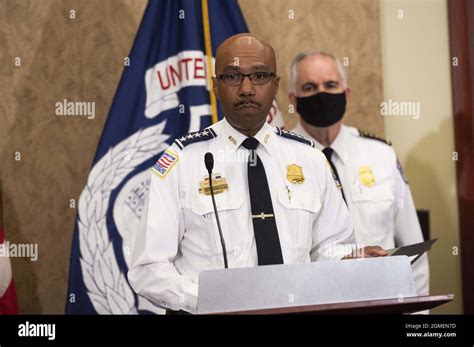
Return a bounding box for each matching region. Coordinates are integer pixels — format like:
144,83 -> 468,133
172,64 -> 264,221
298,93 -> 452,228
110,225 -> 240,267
359,165 -> 376,187
287,164 -> 305,184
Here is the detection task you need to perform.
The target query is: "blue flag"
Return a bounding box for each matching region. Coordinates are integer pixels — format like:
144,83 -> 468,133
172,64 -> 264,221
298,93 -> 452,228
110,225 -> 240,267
66,0 -> 250,314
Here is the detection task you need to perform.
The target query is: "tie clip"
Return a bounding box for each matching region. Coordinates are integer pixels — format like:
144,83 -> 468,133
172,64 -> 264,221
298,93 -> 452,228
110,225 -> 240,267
252,213 -> 274,220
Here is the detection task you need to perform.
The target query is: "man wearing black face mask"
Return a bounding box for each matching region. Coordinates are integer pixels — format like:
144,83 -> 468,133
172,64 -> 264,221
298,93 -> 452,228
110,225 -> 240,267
289,50 -> 430,303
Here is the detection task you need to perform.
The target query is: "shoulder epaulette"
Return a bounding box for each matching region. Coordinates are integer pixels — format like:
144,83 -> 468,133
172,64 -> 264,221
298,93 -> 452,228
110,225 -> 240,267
274,128 -> 315,147
174,128 -> 217,149
358,129 -> 392,146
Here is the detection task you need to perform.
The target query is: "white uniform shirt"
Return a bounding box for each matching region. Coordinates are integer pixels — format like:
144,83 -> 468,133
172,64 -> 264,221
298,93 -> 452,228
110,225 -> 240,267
292,122 -> 429,296
128,118 -> 354,313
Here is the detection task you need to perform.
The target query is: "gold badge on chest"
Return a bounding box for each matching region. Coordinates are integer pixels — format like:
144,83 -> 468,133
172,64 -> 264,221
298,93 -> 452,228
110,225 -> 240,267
287,164 -> 305,184
359,165 -> 375,187
199,173 -> 229,195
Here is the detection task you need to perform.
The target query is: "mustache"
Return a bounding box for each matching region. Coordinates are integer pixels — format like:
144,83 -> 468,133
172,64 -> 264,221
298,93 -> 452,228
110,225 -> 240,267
234,99 -> 261,107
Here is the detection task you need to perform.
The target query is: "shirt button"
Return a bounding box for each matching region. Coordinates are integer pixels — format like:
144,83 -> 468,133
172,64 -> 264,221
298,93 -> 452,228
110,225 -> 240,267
234,247 -> 241,255
185,305 -> 190,310
161,300 -> 167,307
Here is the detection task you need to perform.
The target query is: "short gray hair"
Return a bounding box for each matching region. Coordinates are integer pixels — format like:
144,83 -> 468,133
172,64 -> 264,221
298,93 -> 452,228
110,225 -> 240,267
290,50 -> 348,93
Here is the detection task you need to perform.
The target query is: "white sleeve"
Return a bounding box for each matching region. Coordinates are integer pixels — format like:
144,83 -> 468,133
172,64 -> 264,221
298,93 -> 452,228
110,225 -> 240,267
127,147 -> 198,313
393,153 -> 430,297
310,151 -> 355,262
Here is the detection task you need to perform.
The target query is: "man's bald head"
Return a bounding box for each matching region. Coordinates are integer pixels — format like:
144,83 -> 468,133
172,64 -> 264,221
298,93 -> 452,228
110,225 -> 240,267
212,33 -> 280,137
215,33 -> 277,75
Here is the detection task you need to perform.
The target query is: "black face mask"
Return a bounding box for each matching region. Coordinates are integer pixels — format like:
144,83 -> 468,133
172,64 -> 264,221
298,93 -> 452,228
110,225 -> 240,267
296,92 -> 346,127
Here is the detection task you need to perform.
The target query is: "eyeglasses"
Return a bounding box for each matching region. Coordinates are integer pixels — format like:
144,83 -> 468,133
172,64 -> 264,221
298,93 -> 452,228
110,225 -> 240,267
217,72 -> 277,86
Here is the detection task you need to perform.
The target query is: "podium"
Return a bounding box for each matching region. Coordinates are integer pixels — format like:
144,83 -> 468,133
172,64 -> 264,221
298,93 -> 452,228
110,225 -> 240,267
197,257 -> 453,314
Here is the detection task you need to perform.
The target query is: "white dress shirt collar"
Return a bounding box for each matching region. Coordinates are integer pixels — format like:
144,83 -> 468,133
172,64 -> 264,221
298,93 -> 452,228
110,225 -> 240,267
220,116 -> 276,157
294,121 -> 348,164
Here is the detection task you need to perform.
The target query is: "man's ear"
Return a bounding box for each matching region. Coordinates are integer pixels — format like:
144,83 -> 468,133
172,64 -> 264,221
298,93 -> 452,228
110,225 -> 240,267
345,87 -> 351,100
288,91 -> 296,107
212,77 -> 219,99
273,76 -> 280,97
288,92 -> 297,116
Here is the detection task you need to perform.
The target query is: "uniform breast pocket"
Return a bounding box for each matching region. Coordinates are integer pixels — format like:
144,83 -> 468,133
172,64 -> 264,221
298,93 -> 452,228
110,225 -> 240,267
350,185 -> 395,240
277,186 -> 321,258
190,193 -> 244,256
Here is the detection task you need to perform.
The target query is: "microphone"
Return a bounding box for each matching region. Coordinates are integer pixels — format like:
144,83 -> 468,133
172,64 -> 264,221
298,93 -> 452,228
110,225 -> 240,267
204,152 -> 214,173
204,152 -> 228,268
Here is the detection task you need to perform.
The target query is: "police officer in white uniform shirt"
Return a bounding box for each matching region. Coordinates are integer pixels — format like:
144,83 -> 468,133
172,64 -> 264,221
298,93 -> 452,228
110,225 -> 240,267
128,34 -> 387,314
289,50 -> 429,298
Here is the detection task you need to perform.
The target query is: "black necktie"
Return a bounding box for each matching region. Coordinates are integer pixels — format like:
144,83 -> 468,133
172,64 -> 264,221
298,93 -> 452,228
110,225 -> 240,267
241,137 -> 284,265
322,147 -> 347,204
